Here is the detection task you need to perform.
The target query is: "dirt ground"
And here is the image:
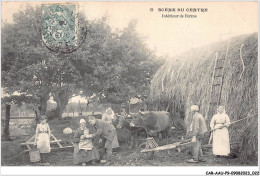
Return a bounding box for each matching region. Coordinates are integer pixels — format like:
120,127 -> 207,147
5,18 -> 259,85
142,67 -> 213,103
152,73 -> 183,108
1,117 -> 257,166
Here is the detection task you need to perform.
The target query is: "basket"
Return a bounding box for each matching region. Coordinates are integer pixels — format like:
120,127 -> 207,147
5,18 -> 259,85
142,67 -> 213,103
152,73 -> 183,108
146,137 -> 158,149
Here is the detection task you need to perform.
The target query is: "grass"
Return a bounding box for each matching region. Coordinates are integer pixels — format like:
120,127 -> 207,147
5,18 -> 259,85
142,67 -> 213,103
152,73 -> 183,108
1,116 -> 257,166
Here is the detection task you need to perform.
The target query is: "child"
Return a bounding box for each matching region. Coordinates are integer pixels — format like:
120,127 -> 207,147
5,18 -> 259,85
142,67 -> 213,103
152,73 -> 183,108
78,126 -> 93,152
35,115 -> 51,153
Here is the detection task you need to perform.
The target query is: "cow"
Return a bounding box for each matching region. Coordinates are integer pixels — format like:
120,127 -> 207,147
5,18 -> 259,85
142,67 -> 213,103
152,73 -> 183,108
130,110 -> 173,140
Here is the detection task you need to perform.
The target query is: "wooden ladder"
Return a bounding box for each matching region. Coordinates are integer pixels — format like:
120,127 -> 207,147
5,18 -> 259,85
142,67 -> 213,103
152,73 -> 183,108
205,33 -> 231,121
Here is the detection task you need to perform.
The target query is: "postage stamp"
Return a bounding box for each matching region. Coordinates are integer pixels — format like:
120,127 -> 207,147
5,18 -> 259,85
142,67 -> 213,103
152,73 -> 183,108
41,4 -> 86,53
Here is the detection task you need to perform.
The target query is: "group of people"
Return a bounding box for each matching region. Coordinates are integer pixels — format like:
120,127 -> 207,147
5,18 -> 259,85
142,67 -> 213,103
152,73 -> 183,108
73,107 -> 121,165
187,105 -> 231,163
35,107 -> 120,165
34,105 -> 231,165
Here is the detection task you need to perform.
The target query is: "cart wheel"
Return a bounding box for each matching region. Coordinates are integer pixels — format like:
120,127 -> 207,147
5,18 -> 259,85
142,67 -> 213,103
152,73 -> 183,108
139,142 -> 154,160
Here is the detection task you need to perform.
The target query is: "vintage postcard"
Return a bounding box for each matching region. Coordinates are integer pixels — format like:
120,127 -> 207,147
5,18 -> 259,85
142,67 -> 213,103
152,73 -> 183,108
1,1 -> 259,175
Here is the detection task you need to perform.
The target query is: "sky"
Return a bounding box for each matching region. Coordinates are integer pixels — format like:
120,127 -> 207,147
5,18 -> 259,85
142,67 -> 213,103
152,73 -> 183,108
1,1 -> 258,58
1,1 -> 258,102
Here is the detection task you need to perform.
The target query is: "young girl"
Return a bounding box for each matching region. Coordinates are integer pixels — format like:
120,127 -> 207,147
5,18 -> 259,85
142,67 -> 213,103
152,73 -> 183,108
101,108 -> 119,150
102,107 -> 116,124
35,115 -> 51,153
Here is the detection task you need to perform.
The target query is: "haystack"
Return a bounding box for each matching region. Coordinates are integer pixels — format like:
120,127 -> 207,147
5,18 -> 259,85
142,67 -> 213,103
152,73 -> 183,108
149,33 -> 258,162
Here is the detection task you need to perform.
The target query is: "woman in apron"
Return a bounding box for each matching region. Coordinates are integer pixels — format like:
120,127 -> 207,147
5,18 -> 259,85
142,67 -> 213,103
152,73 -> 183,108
35,115 -> 51,153
210,106 -> 231,157
73,119 -> 100,165
102,107 -> 119,150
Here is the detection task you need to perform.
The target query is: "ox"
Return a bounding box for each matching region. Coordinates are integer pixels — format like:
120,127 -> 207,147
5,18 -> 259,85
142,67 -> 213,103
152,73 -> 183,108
130,111 -> 172,139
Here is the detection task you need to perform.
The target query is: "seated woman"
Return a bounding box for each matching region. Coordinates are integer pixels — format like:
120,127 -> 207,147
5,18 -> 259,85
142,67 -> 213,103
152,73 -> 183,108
73,119 -> 100,166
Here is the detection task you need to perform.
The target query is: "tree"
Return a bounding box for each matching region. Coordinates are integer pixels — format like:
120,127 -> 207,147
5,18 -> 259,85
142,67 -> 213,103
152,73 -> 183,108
2,5 -> 163,119
2,6 -> 83,118
79,19 -> 164,104
2,6 -> 51,115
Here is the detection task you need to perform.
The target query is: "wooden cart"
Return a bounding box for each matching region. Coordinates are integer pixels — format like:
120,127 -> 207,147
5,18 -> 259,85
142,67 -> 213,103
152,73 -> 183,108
138,137 -> 193,159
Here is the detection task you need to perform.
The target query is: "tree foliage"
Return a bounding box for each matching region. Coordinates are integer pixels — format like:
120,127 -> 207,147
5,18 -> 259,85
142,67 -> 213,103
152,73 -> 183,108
2,5 -> 163,119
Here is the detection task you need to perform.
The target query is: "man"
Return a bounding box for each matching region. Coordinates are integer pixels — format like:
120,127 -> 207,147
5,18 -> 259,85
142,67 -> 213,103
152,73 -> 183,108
88,116 -> 117,162
187,105 -> 207,163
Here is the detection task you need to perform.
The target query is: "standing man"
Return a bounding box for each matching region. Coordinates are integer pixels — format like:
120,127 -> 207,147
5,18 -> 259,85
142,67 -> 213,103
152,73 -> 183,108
88,116 -> 117,162
187,105 -> 207,163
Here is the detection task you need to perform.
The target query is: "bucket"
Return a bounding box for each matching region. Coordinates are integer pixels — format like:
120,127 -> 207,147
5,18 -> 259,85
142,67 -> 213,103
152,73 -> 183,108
29,149 -> 41,162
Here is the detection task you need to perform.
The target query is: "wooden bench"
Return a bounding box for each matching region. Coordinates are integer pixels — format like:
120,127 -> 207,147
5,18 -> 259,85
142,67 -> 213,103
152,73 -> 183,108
21,134 -> 74,153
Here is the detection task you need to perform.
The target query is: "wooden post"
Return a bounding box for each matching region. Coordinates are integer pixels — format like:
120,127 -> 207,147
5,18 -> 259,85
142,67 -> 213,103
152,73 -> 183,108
4,104 -> 11,141
128,101 -> 131,113
92,103 -> 95,115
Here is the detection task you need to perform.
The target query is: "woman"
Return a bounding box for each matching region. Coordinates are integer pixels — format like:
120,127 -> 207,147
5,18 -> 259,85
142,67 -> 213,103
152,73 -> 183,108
210,106 -> 231,157
101,108 -> 119,150
73,119 -> 100,166
35,115 -> 51,153
102,107 -> 116,124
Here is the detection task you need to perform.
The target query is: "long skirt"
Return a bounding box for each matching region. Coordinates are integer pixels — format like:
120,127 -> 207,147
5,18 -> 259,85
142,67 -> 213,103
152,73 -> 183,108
111,134 -> 119,149
73,145 -> 100,165
109,125 -> 119,149
37,133 -> 51,153
104,131 -> 119,149
212,125 -> 230,156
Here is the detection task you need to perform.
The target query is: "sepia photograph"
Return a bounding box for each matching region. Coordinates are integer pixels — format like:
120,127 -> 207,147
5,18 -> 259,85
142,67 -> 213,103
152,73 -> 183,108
1,1 -> 259,175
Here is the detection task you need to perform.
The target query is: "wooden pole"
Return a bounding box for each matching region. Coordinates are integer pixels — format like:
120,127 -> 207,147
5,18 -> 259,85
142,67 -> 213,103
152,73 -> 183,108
4,104 -> 11,141
128,101 -> 131,113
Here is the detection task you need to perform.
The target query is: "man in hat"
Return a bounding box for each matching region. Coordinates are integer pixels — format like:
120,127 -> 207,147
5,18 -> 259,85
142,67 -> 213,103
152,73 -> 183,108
88,116 -> 117,162
187,105 -> 207,163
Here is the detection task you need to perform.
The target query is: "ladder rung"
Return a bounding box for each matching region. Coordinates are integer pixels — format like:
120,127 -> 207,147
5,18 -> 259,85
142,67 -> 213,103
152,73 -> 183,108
215,67 -> 223,69
210,102 -> 218,104
214,75 -> 222,77
213,84 -> 221,86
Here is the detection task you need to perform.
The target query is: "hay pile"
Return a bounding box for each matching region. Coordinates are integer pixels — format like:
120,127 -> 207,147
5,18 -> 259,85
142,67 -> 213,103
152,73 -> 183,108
149,33 -> 258,162
239,118 -> 258,163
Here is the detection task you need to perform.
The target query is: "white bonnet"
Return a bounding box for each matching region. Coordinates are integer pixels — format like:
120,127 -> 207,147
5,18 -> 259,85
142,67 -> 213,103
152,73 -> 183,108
80,119 -> 86,124
191,105 -> 199,112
